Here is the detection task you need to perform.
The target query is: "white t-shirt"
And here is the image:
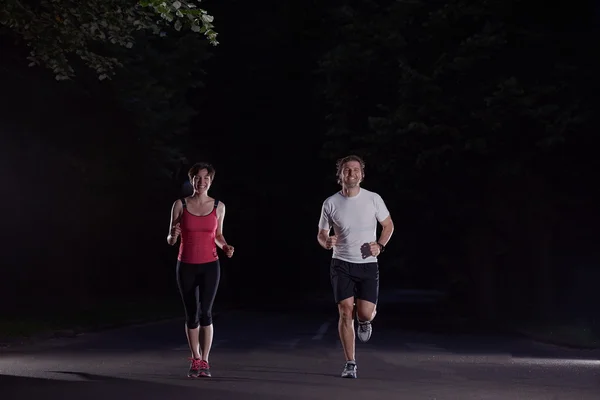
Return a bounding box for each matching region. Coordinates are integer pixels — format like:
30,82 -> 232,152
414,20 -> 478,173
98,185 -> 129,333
318,187 -> 390,264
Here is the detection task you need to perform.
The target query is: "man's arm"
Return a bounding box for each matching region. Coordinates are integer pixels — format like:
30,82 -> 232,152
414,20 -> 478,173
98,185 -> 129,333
317,228 -> 331,249
377,215 -> 394,247
317,200 -> 334,249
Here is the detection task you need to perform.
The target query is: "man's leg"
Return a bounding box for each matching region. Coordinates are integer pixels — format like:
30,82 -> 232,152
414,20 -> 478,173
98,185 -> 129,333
356,299 -> 376,343
355,263 -> 379,343
337,297 -> 356,361
330,259 -> 358,378
338,297 -> 359,378
356,299 -> 377,322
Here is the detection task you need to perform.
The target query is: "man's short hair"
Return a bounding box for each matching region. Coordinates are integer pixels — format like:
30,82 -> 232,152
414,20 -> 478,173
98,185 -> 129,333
336,155 -> 365,184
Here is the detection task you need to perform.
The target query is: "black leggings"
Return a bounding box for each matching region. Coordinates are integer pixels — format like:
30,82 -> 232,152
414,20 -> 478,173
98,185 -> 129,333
176,260 -> 221,329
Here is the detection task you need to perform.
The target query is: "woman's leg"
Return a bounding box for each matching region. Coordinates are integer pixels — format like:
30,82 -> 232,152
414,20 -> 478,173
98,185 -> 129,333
176,261 -> 202,369
198,260 -> 221,364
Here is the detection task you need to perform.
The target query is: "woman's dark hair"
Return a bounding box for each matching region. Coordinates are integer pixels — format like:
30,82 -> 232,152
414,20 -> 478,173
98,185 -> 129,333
188,162 -> 216,181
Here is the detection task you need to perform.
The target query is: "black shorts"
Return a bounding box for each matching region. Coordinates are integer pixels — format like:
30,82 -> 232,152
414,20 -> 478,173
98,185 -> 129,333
330,258 -> 379,304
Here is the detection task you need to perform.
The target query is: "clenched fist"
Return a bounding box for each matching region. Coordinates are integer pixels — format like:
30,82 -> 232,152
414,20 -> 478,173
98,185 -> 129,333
368,241 -> 381,257
325,235 -> 337,250
223,244 -> 235,258
170,223 -> 181,238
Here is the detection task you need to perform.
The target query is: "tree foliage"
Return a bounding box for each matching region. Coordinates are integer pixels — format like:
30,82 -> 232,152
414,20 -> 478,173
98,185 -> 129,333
317,0 -> 596,320
318,0 -> 591,184
109,30 -> 212,181
0,0 -> 218,80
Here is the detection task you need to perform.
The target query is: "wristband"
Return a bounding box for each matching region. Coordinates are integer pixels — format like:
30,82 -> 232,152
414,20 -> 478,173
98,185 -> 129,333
377,242 -> 385,253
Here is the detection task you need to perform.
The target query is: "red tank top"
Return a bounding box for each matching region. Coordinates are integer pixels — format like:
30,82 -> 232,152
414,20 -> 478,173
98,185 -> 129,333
177,198 -> 219,264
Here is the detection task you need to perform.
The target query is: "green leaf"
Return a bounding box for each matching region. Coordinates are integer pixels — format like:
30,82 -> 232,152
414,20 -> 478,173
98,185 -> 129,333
1,0 -> 219,80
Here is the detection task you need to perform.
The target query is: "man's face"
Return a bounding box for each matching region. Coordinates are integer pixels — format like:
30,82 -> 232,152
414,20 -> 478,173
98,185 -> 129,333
191,169 -> 212,193
340,160 -> 362,188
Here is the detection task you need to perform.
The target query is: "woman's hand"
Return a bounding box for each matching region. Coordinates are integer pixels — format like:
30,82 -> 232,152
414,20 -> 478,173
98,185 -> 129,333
223,244 -> 235,258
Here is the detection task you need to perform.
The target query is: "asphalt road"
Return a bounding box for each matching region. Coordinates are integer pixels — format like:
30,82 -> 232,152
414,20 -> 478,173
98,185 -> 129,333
1,296 -> 600,400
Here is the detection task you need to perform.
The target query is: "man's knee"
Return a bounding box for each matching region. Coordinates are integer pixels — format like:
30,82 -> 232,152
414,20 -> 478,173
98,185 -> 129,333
356,300 -> 376,322
357,309 -> 376,322
337,299 -> 355,321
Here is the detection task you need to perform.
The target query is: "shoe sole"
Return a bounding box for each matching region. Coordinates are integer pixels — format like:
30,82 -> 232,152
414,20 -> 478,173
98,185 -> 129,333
357,322 -> 372,343
357,330 -> 372,343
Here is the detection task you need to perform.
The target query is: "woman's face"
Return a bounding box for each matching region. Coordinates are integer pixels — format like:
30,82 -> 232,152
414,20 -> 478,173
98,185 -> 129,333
191,168 -> 212,194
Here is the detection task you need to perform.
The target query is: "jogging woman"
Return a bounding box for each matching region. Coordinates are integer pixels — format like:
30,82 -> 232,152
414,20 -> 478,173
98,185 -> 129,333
167,162 -> 234,378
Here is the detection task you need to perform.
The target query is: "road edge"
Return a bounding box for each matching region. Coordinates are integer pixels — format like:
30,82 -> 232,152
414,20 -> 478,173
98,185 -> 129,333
502,325 -> 600,352
0,305 -> 239,352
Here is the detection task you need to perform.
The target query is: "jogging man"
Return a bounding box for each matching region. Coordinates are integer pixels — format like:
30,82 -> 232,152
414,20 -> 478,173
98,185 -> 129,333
317,155 -> 394,379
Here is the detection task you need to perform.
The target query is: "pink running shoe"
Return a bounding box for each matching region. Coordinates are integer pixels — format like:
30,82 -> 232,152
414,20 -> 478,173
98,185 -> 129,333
188,358 -> 202,378
198,360 -> 212,377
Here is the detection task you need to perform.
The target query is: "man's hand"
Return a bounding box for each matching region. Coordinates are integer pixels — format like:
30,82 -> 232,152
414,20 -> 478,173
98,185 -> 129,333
325,235 -> 337,250
368,241 -> 381,257
223,244 -> 235,258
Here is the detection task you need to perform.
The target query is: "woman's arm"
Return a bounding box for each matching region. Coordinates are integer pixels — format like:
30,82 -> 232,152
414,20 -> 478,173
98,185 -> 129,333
215,201 -> 234,257
167,199 -> 183,245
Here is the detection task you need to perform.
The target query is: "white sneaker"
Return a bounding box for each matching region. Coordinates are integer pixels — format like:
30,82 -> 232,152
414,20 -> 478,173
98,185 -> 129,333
341,362 -> 357,378
357,320 -> 372,343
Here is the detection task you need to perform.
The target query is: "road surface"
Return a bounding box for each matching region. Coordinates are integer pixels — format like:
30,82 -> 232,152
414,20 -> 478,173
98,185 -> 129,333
1,298 -> 599,399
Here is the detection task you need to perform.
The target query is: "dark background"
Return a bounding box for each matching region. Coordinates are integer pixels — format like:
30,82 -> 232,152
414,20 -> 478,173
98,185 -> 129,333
1,0 -> 599,339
